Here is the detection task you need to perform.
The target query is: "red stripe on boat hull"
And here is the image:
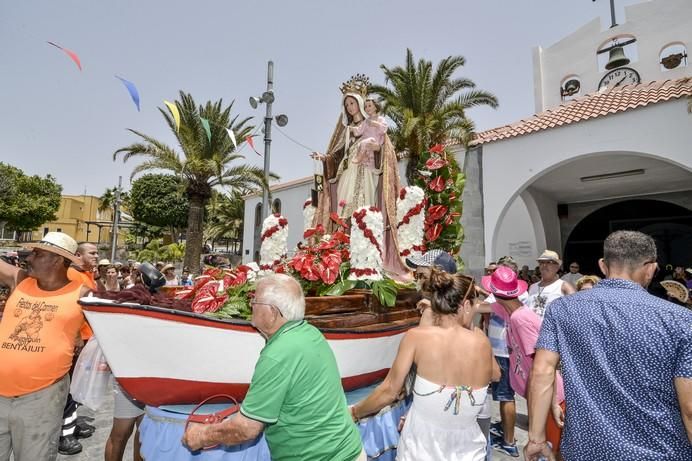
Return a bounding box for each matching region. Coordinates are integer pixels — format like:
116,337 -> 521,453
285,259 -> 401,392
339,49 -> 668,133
118,368 -> 389,406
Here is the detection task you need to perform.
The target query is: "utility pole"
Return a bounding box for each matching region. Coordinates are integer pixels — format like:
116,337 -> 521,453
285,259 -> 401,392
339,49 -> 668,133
110,176 -> 122,262
250,61 -> 288,221
261,61 -> 274,220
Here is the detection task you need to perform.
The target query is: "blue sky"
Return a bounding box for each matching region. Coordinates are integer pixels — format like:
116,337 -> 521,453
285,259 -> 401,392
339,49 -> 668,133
0,0 -> 643,195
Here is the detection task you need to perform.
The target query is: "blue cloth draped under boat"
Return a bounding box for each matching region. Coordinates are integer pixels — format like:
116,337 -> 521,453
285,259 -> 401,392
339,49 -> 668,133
139,383 -> 410,460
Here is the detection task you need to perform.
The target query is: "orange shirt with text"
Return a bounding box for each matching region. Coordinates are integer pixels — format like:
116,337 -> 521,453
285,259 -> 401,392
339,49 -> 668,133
67,267 -> 95,340
0,279 -> 84,396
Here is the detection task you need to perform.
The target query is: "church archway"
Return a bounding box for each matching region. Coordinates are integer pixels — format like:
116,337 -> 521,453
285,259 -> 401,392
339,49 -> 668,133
563,199 -> 692,275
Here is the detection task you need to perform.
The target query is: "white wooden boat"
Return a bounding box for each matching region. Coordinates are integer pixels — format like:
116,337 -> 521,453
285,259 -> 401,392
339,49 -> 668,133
80,290 -> 420,406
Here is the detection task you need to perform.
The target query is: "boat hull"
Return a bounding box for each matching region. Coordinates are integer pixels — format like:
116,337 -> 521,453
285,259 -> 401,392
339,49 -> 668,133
81,300 -> 415,406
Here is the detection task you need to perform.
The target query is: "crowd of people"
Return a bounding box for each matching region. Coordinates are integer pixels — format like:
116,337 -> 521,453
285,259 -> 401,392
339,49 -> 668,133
0,229 -> 691,460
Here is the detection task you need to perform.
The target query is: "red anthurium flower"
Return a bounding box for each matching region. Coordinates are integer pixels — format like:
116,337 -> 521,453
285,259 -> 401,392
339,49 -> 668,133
322,252 -> 341,271
318,238 -> 337,250
315,224 -> 325,234
429,144 -> 445,154
329,212 -> 348,229
425,223 -> 443,242
428,205 -> 448,221
303,228 -> 316,239
331,231 -> 350,244
192,274 -> 213,291
320,263 -> 338,284
174,289 -> 195,300
428,176 -> 446,192
425,156 -> 448,170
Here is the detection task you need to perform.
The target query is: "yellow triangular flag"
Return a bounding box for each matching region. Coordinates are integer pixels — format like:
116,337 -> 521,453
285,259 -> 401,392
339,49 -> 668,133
164,100 -> 180,132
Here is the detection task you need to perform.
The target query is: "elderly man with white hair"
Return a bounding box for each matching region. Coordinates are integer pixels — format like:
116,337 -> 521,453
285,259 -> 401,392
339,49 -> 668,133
183,273 -> 364,460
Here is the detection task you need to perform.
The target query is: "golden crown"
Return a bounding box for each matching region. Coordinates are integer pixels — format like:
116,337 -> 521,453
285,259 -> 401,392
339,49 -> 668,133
340,74 -> 370,97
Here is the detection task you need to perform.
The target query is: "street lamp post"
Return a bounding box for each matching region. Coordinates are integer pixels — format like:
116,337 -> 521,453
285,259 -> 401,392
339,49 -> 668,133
261,62 -> 274,220
110,176 -> 122,262
250,61 -> 288,221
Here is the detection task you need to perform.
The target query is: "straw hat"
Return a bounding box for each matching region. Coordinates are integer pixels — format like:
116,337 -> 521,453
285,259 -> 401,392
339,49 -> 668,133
537,250 -> 562,265
661,280 -> 689,304
161,263 -> 176,273
24,232 -> 80,265
98,258 -> 111,267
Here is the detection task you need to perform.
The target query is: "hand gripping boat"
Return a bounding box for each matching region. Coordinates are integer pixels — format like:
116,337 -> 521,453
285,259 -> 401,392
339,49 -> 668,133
79,290 -> 421,406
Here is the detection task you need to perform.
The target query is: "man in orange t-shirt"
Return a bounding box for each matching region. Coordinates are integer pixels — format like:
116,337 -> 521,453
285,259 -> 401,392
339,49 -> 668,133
0,232 -> 91,461
62,242 -> 100,454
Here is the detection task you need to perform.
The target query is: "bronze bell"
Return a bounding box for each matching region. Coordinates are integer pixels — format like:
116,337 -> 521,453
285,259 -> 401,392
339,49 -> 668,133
605,46 -> 630,70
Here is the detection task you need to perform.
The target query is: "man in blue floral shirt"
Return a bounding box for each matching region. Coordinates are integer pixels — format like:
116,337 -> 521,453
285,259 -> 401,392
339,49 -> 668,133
525,230 -> 692,461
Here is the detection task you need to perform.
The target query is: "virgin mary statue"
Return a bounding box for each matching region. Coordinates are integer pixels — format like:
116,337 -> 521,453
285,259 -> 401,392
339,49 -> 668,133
313,74 -> 409,277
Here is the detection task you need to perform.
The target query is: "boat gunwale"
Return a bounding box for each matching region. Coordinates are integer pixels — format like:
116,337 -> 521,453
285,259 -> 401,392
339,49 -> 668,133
79,299 -> 418,337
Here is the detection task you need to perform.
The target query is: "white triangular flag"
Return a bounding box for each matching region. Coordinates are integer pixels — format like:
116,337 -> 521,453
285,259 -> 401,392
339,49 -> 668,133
225,128 -> 237,149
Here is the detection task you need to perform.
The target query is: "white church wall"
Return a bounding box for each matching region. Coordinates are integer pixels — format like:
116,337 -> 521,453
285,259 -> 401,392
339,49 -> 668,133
492,195 -> 539,268
482,98 -> 692,263
242,179 -> 312,264
534,0 -> 692,111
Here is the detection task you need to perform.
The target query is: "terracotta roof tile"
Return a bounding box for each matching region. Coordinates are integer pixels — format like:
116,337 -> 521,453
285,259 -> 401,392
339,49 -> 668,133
471,77 -> 692,145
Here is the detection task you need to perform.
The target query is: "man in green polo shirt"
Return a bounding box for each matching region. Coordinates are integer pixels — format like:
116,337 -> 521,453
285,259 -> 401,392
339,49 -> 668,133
183,273 -> 364,461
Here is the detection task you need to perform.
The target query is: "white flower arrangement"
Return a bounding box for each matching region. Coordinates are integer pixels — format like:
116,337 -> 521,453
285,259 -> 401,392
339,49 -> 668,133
244,262 -> 261,282
302,198 -> 316,235
348,206 -> 384,281
396,186 -> 426,258
259,214 -> 289,272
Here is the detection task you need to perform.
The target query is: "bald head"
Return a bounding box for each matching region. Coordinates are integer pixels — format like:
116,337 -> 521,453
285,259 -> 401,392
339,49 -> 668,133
76,242 -> 99,270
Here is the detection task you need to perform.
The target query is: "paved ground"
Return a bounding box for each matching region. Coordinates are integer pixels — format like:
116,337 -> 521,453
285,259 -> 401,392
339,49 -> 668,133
51,394 -> 527,461
57,396 -> 135,461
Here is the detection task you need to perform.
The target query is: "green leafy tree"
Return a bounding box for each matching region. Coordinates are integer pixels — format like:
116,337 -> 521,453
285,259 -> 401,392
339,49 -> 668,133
0,162 -> 62,235
114,91 -> 272,274
129,174 -> 189,241
125,222 -> 165,250
371,49 -> 498,182
161,242 -> 185,263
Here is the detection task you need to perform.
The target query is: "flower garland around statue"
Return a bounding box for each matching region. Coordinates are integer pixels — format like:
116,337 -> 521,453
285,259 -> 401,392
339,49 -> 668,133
302,198 -> 316,236
396,185 -> 426,258
349,206 -> 384,281
259,213 -> 289,272
414,144 -> 465,255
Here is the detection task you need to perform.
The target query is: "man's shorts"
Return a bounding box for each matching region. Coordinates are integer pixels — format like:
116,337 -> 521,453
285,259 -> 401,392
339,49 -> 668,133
113,382 -> 145,419
491,356 -> 515,402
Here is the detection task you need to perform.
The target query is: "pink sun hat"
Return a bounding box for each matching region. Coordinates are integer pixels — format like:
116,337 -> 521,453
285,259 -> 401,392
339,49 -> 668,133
481,265 -> 528,298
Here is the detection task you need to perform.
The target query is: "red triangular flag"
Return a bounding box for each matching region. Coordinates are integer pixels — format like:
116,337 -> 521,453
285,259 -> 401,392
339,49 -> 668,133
246,136 -> 261,156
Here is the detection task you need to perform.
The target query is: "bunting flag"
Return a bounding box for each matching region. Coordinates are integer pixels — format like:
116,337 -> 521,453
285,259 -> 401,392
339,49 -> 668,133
164,100 -> 180,132
115,76 -> 141,111
246,135 -> 261,156
47,41 -> 82,71
225,128 -> 237,149
200,117 -> 211,142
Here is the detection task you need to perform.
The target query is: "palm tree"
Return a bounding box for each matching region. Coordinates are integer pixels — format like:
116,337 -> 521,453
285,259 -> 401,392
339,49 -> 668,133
205,190 -> 247,252
371,49 -> 499,182
98,187 -> 129,218
114,91 -> 270,274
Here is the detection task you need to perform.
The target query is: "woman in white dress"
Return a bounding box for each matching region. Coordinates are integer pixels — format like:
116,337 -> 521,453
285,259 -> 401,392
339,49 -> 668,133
350,268 -> 498,461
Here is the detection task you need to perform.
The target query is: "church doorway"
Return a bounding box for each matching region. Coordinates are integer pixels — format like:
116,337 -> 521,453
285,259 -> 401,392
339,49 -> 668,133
563,199 -> 692,275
